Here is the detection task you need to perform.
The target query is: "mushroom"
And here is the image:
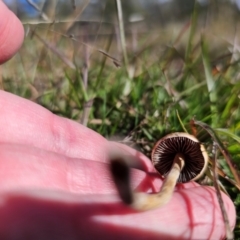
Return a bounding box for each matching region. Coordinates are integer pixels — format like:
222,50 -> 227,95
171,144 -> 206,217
109,132 -> 209,211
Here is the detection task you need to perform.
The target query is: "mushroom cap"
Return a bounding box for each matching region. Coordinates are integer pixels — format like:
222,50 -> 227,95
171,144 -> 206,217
151,132 -> 208,183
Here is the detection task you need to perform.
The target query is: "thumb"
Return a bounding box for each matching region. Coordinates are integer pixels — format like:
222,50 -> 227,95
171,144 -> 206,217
0,1 -> 24,64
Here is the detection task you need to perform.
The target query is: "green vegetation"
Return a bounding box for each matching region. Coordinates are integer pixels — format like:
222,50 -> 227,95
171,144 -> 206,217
2,0 -> 240,237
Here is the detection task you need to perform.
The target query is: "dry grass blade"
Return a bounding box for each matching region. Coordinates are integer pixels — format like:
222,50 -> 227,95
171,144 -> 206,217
98,49 -> 121,67
208,158 -> 240,191
24,25 -> 121,66
212,143 -> 233,240
176,110 -> 188,133
33,31 -> 76,69
81,99 -> 94,126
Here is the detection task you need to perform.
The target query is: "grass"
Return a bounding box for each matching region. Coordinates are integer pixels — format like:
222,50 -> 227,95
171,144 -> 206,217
2,0 -> 240,238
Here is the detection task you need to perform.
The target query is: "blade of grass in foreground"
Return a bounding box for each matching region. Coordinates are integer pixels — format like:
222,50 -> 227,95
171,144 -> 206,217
116,0 -> 129,71
185,2 -> 198,65
215,128 -> 240,144
176,110 -> 188,133
193,119 -> 240,190
201,37 -> 218,127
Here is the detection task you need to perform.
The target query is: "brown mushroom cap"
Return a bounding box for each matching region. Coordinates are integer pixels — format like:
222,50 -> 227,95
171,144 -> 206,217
151,132 -> 208,183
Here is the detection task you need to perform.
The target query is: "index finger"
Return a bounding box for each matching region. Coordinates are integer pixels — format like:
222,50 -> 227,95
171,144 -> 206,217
0,90 -> 154,170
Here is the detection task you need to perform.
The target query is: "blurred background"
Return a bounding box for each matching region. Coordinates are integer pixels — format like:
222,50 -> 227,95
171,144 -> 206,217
3,0 -> 240,22
2,0 -> 240,132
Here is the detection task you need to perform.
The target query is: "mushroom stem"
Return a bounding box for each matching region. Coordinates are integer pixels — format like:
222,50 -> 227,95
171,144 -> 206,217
131,153 -> 185,211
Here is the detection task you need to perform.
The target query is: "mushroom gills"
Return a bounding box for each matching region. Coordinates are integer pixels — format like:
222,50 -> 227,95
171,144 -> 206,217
109,132 -> 208,211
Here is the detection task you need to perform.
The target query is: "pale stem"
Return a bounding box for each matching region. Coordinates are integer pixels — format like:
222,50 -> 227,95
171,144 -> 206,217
131,153 -> 185,211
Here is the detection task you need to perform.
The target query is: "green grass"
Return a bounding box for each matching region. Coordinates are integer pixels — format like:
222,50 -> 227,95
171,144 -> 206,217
2,1 -> 240,238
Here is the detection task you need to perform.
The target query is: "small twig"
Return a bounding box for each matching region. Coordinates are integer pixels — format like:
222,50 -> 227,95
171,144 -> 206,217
190,119 -> 197,137
212,142 -> 233,239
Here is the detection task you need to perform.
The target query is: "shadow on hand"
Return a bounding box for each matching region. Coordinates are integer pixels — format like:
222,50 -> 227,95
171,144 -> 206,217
0,187 -> 221,240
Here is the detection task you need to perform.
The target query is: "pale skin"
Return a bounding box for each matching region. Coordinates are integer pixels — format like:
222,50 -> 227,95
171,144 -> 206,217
0,1 -> 236,239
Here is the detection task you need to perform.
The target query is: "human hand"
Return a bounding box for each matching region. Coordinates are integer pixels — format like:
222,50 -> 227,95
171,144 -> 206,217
0,1 -> 236,239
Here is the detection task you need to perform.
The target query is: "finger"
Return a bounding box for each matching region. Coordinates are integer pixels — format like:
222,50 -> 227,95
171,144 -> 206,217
0,143 -> 159,193
0,1 -> 24,64
0,90 -> 107,161
0,90 -> 153,170
0,143 -> 195,194
0,188 -> 235,240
